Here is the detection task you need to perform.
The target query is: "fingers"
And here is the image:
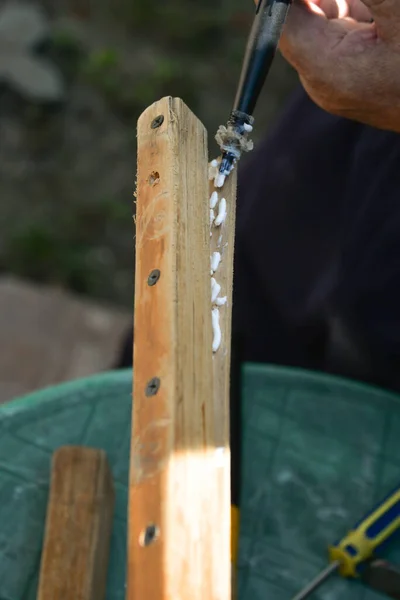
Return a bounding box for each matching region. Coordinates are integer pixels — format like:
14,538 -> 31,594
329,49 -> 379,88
278,0 -> 335,72
347,0 -> 372,21
359,0 -> 399,41
279,0 -> 374,74
315,0 -> 372,20
316,0 -> 349,18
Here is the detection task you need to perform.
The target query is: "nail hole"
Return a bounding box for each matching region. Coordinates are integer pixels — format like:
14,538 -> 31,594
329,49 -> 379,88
147,269 -> 161,286
148,171 -> 160,186
140,524 -> 159,547
145,377 -> 160,397
151,115 -> 164,129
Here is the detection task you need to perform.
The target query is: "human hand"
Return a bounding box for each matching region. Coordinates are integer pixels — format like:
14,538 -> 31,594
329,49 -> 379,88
278,0 -> 400,132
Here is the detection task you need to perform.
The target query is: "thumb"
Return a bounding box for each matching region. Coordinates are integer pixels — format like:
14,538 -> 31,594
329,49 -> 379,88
279,1 -> 339,72
359,0 -> 399,42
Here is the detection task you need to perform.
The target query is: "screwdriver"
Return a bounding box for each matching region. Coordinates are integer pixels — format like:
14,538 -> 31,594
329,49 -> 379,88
215,0 -> 292,186
292,486 -> 400,600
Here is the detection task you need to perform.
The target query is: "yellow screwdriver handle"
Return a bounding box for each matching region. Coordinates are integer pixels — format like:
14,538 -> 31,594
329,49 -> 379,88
328,488 -> 400,577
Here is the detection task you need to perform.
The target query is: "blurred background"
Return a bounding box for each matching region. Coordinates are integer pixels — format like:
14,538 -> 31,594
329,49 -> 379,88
0,0 -> 297,401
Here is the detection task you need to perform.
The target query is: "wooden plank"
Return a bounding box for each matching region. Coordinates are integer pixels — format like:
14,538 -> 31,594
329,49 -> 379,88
209,164 -> 237,449
37,446 -> 115,600
128,97 -> 231,600
209,159 -> 238,590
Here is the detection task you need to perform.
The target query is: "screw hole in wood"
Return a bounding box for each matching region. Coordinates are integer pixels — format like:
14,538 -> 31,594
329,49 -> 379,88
147,269 -> 161,286
140,524 -> 159,547
145,377 -> 160,397
151,115 -> 164,129
148,171 -> 160,186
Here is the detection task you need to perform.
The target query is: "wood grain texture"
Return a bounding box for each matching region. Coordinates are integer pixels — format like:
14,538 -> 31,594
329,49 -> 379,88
129,97 -> 231,600
209,171 -> 237,447
209,163 -> 238,599
37,446 -> 115,600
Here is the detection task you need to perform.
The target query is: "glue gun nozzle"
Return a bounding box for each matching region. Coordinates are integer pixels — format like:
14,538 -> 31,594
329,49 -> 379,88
219,152 -> 235,177
213,152 -> 235,188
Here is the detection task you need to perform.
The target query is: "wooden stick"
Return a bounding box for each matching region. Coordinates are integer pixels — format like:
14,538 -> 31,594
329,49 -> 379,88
209,171 -> 237,447
129,97 -> 234,599
37,446 -> 115,600
209,163 -> 238,593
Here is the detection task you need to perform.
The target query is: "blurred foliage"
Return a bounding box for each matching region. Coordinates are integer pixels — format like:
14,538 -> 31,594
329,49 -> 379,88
48,28 -> 85,80
0,0 -> 296,305
5,225 -> 95,293
80,47 -> 199,123
113,0 -> 159,29
81,49 -> 120,98
3,195 -> 132,297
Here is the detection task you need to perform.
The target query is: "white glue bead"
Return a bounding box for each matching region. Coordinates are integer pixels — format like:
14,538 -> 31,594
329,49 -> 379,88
211,277 -> 221,303
210,251 -> 221,273
215,296 -> 227,306
215,197 -> 227,226
214,173 -> 225,188
243,123 -> 253,132
211,159 -> 219,167
210,191 -> 218,209
210,208 -> 215,226
211,308 -> 221,352
208,163 -> 218,180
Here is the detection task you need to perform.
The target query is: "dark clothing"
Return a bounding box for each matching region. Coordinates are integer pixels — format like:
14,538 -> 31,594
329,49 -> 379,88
233,86 -> 400,391
117,86 -> 400,392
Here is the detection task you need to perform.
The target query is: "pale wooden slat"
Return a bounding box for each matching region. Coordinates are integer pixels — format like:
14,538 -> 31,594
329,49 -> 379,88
209,164 -> 238,596
128,96 -> 231,600
209,166 -> 237,441
37,446 -> 115,600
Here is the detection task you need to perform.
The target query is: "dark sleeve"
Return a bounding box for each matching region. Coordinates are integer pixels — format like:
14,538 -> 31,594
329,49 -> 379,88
326,128 -> 400,392
232,86 -> 362,370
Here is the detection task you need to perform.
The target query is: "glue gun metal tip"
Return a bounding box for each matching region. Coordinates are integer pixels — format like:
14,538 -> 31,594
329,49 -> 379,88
218,152 -> 235,178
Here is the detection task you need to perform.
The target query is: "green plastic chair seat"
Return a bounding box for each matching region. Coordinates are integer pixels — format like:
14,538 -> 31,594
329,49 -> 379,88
1,364 -> 400,600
